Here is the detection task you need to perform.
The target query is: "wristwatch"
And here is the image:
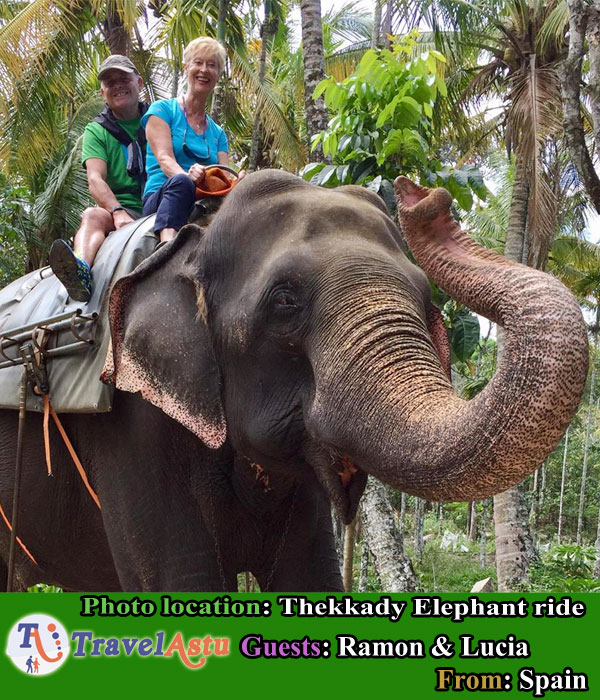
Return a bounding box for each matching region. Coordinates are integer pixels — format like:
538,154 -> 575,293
110,205 -> 125,214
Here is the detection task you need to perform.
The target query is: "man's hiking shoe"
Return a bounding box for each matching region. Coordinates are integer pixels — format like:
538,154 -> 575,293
49,239 -> 92,302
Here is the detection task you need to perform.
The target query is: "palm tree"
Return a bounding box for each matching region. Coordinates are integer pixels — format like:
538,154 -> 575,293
299,0 -> 329,159
559,0 -> 600,213
248,0 -> 282,171
396,0 -> 582,591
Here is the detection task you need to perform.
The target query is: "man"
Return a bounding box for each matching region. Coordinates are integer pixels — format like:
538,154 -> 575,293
49,55 -> 148,302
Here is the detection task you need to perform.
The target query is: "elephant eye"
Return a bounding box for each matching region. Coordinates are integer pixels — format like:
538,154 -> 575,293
272,289 -> 297,308
270,287 -> 300,312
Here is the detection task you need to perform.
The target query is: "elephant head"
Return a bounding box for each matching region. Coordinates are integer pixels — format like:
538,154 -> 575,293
104,170 -> 588,523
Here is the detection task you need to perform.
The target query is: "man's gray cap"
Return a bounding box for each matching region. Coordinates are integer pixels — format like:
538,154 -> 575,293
98,55 -> 138,80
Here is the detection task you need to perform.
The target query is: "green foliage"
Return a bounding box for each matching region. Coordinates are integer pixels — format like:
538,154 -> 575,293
443,301 -> 480,364
415,547 -> 496,592
301,33 -> 487,213
27,584 -> 62,593
0,172 -> 30,286
529,544 -> 600,593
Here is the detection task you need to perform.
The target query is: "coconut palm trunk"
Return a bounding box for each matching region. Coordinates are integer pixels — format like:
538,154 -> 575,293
557,429 -> 569,542
360,478 -> 418,591
103,6 -> 133,56
560,0 -> 600,212
209,0 -> 229,123
371,0 -> 383,49
357,539 -> 370,591
299,0 -> 329,160
577,332 -> 597,544
249,0 -> 278,171
594,499 -> 600,579
342,517 -> 357,591
493,163 -> 541,592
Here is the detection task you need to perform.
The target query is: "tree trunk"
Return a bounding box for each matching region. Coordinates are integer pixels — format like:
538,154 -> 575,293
383,0 -> 392,50
577,352 -> 596,544
249,4 -> 278,171
587,2 -> 600,157
360,477 -> 418,591
103,7 -> 133,57
530,467 -> 539,515
494,482 -> 539,591
529,470 -> 540,549
414,497 -> 424,560
466,500 -> 472,538
342,516 -> 357,591
594,497 -> 600,579
558,428 -> 569,543
216,0 -> 226,43
559,0 -> 600,213
504,158 -> 530,264
358,538 -> 370,591
209,0 -> 228,123
437,502 -> 443,536
480,499 -> 489,568
493,167 -> 539,591
399,492 -> 406,546
469,501 -> 478,542
539,462 -> 546,511
300,0 -> 329,160
371,0 -> 382,49
331,506 -> 344,569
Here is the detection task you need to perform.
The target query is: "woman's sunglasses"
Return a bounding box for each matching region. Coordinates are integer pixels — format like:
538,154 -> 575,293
182,122 -> 211,164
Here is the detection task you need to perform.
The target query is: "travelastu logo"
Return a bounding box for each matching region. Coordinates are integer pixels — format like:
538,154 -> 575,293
6,614 -> 230,673
6,614 -> 69,675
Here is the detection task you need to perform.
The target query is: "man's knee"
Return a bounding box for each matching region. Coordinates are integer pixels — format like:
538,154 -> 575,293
80,206 -> 113,232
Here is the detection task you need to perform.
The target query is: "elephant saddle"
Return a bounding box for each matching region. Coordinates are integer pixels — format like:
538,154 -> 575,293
0,214 -> 159,413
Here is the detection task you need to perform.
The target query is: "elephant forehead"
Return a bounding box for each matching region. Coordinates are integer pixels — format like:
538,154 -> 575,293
282,188 -> 397,238
209,196 -> 388,279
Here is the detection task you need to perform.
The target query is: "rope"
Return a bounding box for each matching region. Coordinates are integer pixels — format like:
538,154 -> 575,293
43,396 -> 101,510
0,395 -> 101,573
0,499 -> 37,565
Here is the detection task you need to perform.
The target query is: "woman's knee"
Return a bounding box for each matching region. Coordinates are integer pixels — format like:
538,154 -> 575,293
168,173 -> 196,198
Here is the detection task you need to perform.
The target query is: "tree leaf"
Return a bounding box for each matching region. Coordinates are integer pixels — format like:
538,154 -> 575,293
450,310 -> 480,362
350,156 -> 376,183
301,162 -> 325,181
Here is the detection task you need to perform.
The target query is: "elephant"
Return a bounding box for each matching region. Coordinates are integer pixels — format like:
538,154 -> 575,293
0,169 -> 588,592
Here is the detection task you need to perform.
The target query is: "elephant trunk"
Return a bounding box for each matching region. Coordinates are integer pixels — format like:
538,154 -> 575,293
307,180 -> 588,502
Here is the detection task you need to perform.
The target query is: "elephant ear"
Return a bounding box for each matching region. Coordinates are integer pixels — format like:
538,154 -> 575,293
102,225 -> 226,449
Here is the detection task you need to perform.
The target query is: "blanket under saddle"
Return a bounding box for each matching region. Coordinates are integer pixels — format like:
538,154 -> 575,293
0,215 -> 158,413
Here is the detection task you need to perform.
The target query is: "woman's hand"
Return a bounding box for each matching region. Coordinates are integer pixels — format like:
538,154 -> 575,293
188,163 -> 206,185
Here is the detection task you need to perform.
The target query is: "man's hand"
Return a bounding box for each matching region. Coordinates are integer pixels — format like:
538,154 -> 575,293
188,163 -> 206,186
112,209 -> 135,229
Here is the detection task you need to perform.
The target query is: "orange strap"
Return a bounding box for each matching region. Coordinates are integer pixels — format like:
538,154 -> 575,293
43,396 -> 101,510
0,500 -> 38,565
43,395 -> 52,476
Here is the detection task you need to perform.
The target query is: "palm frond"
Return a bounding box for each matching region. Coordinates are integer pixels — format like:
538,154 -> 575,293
324,42 -> 369,80
506,63 -> 563,264
32,134 -> 91,253
536,0 -> 568,56
231,52 -> 305,171
322,1 -> 372,47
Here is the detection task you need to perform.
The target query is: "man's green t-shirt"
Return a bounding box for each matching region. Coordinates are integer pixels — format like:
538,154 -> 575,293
81,117 -> 143,213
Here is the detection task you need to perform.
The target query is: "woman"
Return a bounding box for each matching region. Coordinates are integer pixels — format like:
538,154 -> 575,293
142,37 -> 229,242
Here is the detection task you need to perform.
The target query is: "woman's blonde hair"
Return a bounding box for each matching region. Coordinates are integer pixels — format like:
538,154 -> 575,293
183,37 -> 227,73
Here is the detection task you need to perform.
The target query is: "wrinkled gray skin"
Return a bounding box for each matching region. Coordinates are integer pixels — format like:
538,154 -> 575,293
0,170 -> 588,592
